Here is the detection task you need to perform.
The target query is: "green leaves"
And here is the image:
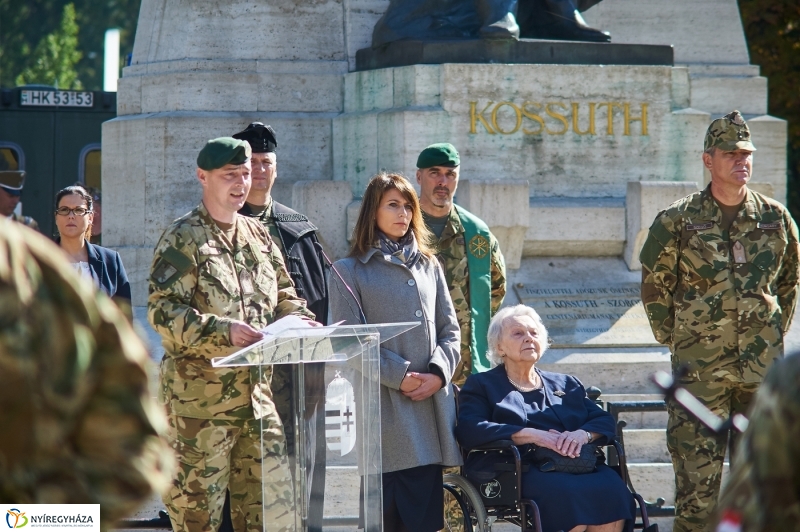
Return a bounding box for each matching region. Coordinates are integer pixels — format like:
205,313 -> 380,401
0,0 -> 140,90
15,3 -> 83,89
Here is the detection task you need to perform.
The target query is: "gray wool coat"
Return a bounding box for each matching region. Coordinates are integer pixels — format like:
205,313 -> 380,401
329,248 -> 463,473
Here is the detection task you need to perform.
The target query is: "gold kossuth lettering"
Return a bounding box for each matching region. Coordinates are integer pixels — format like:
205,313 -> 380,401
470,101 -> 495,134
571,102 -> 596,135
491,101 -> 523,135
521,101 -> 545,135
624,103 -> 648,136
596,102 -> 622,135
469,100 -> 650,136
545,102 -> 569,135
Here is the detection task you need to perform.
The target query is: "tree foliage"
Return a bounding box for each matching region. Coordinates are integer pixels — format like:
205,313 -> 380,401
15,3 -> 83,89
0,0 -> 140,90
738,0 -> 800,218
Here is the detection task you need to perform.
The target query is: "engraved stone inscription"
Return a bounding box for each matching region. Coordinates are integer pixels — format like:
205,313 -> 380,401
513,282 -> 660,348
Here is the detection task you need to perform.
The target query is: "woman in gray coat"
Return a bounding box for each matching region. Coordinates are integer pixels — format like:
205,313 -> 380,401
329,172 -> 462,532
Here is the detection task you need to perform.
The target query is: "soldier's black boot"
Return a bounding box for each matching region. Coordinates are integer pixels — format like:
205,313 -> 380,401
476,0 -> 520,40
520,0 -> 610,42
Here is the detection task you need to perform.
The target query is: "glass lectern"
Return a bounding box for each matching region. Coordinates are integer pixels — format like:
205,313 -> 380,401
212,323 -> 419,532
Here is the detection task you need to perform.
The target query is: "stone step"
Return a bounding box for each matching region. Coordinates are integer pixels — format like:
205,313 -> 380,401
619,428 -> 670,463
628,462 -> 730,508
537,347 -> 671,395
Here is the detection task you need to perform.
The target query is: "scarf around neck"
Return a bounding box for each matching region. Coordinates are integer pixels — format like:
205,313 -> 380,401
375,230 -> 421,266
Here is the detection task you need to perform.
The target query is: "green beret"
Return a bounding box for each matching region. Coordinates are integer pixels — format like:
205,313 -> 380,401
0,170 -> 25,191
416,143 -> 460,169
704,110 -> 756,152
197,137 -> 252,170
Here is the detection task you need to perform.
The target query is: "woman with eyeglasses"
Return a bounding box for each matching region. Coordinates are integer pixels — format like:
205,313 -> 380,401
55,185 -> 132,313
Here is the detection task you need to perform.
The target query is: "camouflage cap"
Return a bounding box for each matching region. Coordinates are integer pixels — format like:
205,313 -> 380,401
417,143 -> 460,169
197,137 -> 252,170
704,110 -> 756,152
0,170 -> 25,192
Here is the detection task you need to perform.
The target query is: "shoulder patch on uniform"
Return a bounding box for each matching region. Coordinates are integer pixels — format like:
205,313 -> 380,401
757,222 -> 781,230
151,246 -> 193,287
686,222 -> 714,231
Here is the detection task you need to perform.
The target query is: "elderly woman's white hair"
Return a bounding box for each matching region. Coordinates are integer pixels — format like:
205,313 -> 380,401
487,304 -> 549,367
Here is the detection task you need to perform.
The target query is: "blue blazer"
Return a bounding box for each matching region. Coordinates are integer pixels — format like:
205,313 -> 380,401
86,242 -> 131,302
456,365 -> 616,450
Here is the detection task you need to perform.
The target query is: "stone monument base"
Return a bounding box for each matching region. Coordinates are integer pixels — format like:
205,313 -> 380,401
355,39 -> 674,71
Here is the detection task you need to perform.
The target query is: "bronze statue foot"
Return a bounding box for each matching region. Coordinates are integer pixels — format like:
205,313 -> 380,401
477,0 -> 521,40
522,0 -> 610,42
479,13 -> 521,39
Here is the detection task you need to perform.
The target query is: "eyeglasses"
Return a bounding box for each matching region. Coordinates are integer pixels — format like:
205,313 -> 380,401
55,207 -> 91,216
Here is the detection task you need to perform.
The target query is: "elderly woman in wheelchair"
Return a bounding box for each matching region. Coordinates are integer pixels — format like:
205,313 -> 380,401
456,305 -> 635,532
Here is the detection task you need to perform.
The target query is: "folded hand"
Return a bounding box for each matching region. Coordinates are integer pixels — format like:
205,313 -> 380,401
402,372 -> 443,401
549,429 -> 587,458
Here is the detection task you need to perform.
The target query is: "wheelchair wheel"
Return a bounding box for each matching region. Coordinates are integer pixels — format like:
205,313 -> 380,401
443,473 -> 488,532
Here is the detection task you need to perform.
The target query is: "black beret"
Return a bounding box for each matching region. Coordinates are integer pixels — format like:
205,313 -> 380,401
232,122 -> 277,153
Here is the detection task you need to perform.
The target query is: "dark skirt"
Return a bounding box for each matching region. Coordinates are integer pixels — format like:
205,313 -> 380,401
383,464 -> 444,531
522,463 -> 635,532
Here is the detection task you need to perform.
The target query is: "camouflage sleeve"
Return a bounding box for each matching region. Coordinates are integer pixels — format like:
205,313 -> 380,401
0,223 -> 173,527
775,210 -> 800,332
639,212 -> 679,346
75,292 -> 175,527
147,228 -> 234,349
268,237 -> 315,321
717,356 -> 800,529
490,235 -> 507,314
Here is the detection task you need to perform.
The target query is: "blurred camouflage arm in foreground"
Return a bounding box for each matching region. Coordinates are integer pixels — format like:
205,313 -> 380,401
147,229 -> 234,350
640,213 -> 679,346
0,222 -> 173,530
490,235 -> 506,314
775,211 -> 800,332
717,355 -> 800,529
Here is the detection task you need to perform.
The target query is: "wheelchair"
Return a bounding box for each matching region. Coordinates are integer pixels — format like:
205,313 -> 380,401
443,388 -> 658,532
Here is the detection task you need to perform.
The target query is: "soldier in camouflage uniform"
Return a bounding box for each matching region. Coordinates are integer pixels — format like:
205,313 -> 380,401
714,353 -> 800,532
416,143 -> 506,388
0,170 -> 39,230
0,218 -> 173,531
148,138 -> 316,532
640,111 -> 800,532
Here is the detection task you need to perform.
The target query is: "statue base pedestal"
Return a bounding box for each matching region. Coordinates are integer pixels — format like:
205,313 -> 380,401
355,39 -> 673,71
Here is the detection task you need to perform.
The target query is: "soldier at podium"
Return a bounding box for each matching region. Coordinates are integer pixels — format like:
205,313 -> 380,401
148,137 -> 316,532
232,122 -> 329,531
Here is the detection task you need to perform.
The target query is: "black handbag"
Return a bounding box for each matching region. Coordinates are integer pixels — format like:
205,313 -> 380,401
533,443 -> 599,474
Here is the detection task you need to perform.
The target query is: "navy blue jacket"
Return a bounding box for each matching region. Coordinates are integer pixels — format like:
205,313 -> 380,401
456,365 -> 616,450
86,242 -> 131,302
